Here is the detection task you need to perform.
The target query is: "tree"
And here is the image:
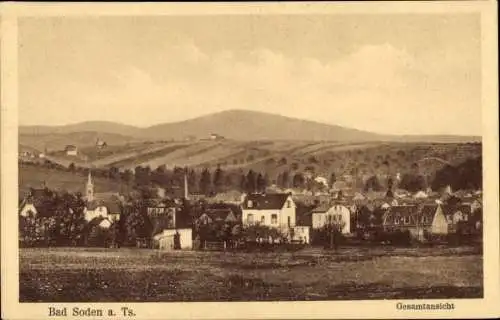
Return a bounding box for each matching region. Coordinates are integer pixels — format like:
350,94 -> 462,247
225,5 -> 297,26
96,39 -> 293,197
68,162 -> 76,173
135,166 -> 151,187
387,177 -> 394,190
213,165 -> 224,193
400,173 -> 426,192
329,173 -> 336,187
122,169 -> 134,184
109,166 -> 120,180
256,173 -> 267,193
199,168 -> 212,195
364,175 -> 382,192
151,165 -> 169,187
282,170 -> 290,189
245,170 -> 257,193
239,174 -> 247,192
187,169 -> 197,193
292,172 -> 305,188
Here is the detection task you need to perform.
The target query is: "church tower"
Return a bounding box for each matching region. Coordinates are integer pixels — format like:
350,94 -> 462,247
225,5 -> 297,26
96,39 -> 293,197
86,170 -> 94,202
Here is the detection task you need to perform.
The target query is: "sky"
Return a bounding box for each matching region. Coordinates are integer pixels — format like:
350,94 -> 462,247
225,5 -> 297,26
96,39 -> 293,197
18,14 -> 482,135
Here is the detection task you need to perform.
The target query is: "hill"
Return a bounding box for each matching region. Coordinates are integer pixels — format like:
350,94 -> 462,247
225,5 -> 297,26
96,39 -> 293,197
25,139 -> 482,187
19,109 -> 480,143
18,121 -> 142,137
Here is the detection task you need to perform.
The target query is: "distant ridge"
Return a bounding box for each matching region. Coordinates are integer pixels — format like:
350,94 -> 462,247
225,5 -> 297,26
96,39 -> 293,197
19,109 -> 481,143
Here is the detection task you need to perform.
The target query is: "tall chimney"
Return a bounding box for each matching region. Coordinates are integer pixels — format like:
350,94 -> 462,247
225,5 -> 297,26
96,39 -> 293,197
184,168 -> 189,200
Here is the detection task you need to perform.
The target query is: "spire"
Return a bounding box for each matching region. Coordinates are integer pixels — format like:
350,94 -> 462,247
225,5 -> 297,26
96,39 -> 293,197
87,170 -> 93,185
86,169 -> 94,202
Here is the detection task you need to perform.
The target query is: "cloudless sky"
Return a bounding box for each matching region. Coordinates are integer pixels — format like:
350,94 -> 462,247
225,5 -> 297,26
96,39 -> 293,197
18,14 -> 481,135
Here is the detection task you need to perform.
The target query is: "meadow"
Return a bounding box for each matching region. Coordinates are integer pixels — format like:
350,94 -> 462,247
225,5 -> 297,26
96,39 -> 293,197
18,164 -> 132,196
20,246 -> 483,302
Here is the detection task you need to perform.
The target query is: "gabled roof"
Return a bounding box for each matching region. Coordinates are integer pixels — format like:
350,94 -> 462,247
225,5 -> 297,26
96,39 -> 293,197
353,192 -> 366,201
311,203 -> 330,214
86,200 -> 107,211
383,204 -> 439,226
241,193 -> 290,210
201,208 -> 237,223
88,216 -> 113,228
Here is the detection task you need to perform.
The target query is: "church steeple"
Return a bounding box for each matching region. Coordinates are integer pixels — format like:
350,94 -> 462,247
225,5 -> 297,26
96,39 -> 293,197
86,170 -> 94,202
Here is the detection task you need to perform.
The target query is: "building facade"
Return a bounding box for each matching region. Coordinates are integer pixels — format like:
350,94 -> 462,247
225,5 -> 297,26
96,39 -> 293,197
241,193 -> 296,231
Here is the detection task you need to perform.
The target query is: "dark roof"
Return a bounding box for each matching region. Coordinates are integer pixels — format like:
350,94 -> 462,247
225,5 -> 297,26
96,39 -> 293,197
207,208 -> 236,221
311,203 -> 330,213
383,204 -> 439,227
86,200 -> 121,212
86,201 -> 107,211
241,193 -> 290,210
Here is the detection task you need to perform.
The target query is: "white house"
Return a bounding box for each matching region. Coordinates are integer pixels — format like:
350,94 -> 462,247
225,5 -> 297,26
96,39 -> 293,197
241,193 -> 296,231
84,202 -> 109,222
292,226 -> 310,244
314,176 -> 329,188
20,203 -> 38,218
65,145 -> 78,156
153,229 -> 193,250
311,203 -> 351,234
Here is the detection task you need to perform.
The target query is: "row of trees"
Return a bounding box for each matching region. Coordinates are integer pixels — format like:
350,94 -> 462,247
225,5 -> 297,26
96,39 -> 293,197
21,154 -> 482,199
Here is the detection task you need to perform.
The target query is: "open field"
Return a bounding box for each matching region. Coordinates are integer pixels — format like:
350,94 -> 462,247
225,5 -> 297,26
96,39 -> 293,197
18,165 -> 132,196
20,246 -> 483,302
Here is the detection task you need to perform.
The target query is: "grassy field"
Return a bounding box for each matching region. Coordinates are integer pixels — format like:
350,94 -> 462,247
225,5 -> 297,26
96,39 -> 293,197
20,246 -> 483,302
19,165 -> 131,196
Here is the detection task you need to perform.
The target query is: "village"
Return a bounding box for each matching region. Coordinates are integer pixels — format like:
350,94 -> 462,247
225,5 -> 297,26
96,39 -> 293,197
18,159 -> 483,252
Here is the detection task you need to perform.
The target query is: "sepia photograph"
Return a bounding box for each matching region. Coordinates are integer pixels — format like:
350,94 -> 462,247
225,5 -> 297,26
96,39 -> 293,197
1,2 -> 499,319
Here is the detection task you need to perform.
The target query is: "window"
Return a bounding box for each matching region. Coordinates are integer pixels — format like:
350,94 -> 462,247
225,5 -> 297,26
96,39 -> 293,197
247,214 -> 254,224
271,214 -> 278,225
247,200 -> 253,208
394,216 -> 400,225
287,216 -> 291,227
261,216 -> 265,224
403,216 -> 410,224
286,200 -> 292,208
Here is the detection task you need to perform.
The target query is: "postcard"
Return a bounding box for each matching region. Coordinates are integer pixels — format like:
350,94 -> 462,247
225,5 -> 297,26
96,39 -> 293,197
1,1 -> 499,319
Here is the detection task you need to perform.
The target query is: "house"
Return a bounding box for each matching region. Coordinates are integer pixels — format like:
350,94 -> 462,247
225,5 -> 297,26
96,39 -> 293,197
19,187 -> 57,218
84,201 -> 109,222
153,229 -> 193,250
146,200 -> 177,231
241,193 -> 296,231
352,192 -> 366,202
442,204 -> 473,232
311,203 -> 351,234
314,176 -> 329,188
470,199 -> 482,213
210,133 -> 225,140
382,204 -> 448,238
413,190 -> 429,199
209,190 -> 244,205
292,226 -> 310,244
196,208 -> 238,225
96,139 -> 107,149
65,145 -> 78,156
